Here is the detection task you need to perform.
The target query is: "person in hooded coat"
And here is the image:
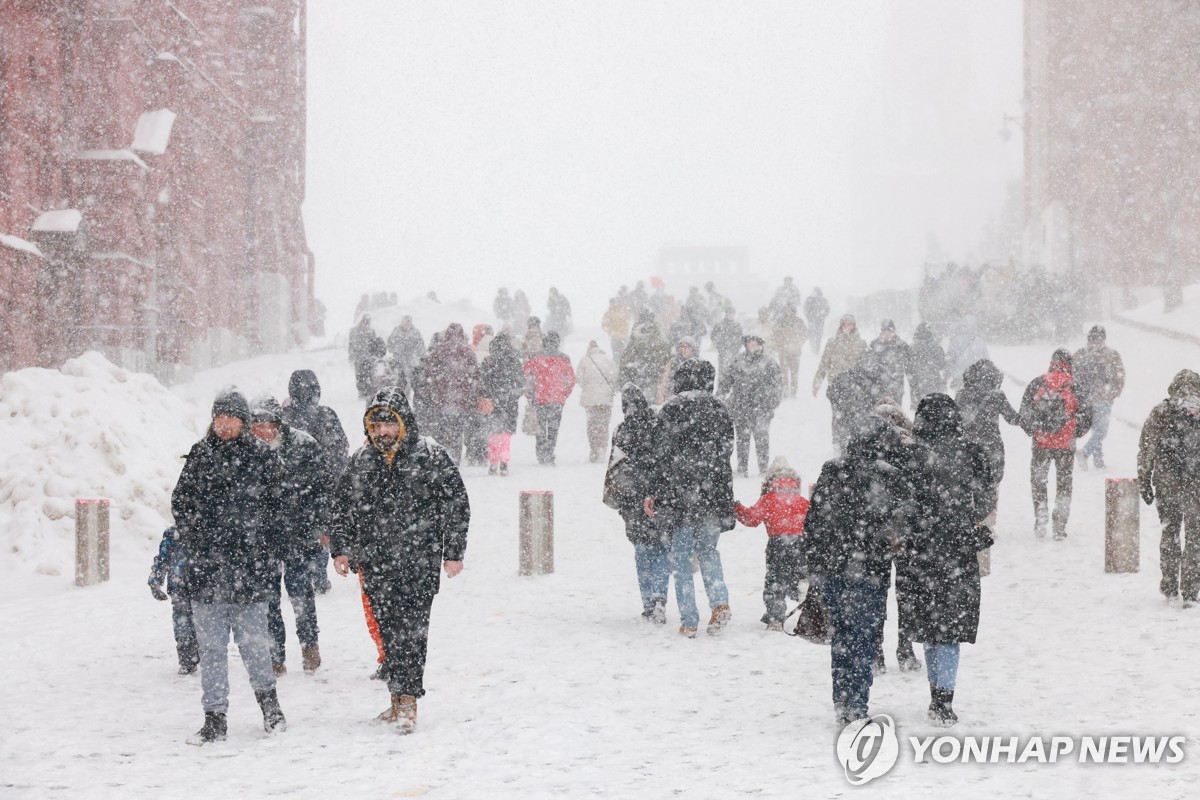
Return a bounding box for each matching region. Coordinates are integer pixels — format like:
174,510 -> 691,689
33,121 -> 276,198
619,315 -> 672,404
812,314 -> 866,397
906,322 -> 946,408
955,359 -> 1020,523
869,319 -> 911,406
250,397 -> 334,676
1018,349 -> 1093,539
724,335 -> 783,476
1138,369 -> 1200,604
387,316 -> 426,387
827,352 -> 886,455
1073,324 -> 1126,470
171,391 -> 287,744
646,360 -> 736,637
804,288 -> 831,355
734,456 -> 809,630
330,388 -> 470,733
479,332 -> 525,475
902,393 -> 994,726
423,323 -> 481,465
804,415 -> 918,724
604,384 -> 670,623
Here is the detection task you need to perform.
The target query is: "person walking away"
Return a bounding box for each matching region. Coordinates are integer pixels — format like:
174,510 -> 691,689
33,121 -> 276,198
725,335 -> 782,477
645,360 -> 736,637
826,352 -> 885,455
812,314 -> 866,398
511,290 -> 532,339
869,319 -> 911,407
423,323 -> 481,465
734,456 -> 808,631
479,332 -> 525,475
148,526 -> 198,674
1138,370 -> 1200,605
907,322 -> 946,409
522,315 -> 545,359
602,296 -> 632,364
349,316 -> 376,399
465,325 -> 496,467
619,313 -> 672,406
769,305 -> 808,398
251,397 -> 333,675
905,394 -> 994,725
577,340 -> 619,463
524,331 -> 576,465
330,388 -> 469,733
547,287 -> 573,338
804,288 -> 831,355
387,316 -> 426,387
1073,325 -> 1126,470
711,306 -> 744,394
283,369 -> 350,594
604,384 -> 669,622
172,391 -> 286,744
493,288 -> 514,330
1019,349 -> 1093,539
955,360 -> 1020,526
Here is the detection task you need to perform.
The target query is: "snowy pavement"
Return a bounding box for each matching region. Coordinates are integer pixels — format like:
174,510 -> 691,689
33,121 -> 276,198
2,325 -> 1199,798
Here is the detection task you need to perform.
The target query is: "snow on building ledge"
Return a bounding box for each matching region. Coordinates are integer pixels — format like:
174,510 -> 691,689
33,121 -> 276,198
131,109 -> 177,156
31,209 -> 84,234
75,150 -> 151,171
0,234 -> 45,258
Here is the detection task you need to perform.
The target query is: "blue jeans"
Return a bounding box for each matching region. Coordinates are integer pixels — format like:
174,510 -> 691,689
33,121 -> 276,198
191,601 -> 275,713
268,558 -> 320,664
633,540 -> 670,610
820,574 -> 888,717
1081,402 -> 1112,463
670,526 -> 729,629
924,643 -> 960,690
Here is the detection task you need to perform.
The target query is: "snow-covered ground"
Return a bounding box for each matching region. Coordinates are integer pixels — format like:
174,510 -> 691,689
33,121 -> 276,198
2,299 -> 1199,798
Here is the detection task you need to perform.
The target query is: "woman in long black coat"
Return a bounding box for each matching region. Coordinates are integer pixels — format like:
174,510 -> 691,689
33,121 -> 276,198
480,333 -> 525,475
603,385 -> 669,622
902,393 -> 993,726
954,359 -> 1020,522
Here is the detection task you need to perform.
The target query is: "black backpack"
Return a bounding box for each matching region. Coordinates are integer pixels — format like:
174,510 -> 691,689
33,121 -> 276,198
1030,383 -> 1071,434
1164,407 -> 1200,479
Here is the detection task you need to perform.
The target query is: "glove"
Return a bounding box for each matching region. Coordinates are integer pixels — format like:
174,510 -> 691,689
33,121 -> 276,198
149,582 -> 168,602
1141,484 -> 1155,506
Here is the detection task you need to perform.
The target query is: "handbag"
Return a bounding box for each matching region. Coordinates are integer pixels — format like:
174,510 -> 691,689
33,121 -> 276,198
788,582 -> 832,644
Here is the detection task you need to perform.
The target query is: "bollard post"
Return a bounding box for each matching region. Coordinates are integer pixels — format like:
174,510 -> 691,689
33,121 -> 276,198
1104,478 -> 1140,573
519,491 -> 554,576
75,498 -> 111,587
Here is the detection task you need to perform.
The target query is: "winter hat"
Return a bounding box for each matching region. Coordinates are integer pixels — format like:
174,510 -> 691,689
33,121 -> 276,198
676,336 -> 698,354
913,393 -> 963,441
621,383 -> 648,416
880,319 -> 896,333
1049,348 -> 1073,372
211,390 -> 250,421
251,395 -> 283,424
1087,325 -> 1106,345
763,456 -> 800,484
544,331 -> 561,352
288,370 -> 321,404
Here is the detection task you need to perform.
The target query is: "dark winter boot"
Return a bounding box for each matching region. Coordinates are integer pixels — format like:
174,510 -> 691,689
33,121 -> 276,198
927,686 -> 958,727
187,712 -> 227,745
499,462 -> 508,476
302,644 -> 321,673
273,661 -> 287,677
255,689 -> 287,734
897,642 -> 923,672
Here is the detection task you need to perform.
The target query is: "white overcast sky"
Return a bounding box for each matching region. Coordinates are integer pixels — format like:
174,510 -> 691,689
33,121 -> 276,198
305,1 -> 1023,329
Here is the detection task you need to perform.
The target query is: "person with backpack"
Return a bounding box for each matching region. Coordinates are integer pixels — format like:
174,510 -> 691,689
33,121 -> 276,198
734,456 -> 809,631
1073,325 -> 1126,470
524,331 -> 576,465
604,384 -> 670,623
1019,350 -> 1093,539
1138,370 -> 1200,605
577,340 -> 619,463
956,360 -> 1021,526
148,526 -> 198,675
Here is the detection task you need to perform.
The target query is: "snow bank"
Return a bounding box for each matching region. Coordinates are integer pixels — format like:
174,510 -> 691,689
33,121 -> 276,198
0,352 -> 202,579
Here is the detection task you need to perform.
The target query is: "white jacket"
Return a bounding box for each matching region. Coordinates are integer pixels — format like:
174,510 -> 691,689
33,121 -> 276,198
577,345 -> 618,407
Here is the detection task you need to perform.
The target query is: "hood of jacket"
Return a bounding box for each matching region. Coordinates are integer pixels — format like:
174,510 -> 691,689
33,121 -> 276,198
914,392 -> 964,442
621,383 -> 649,416
362,387 -> 420,458
673,358 -> 715,394
1168,369 -> 1200,400
961,359 -> 1003,393
288,370 -> 321,405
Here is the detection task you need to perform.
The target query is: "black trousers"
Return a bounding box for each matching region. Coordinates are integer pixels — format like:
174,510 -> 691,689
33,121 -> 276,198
535,404 -> 564,464
735,415 -> 771,475
1031,447 -> 1073,535
762,535 -> 805,624
1158,491 -> 1200,600
362,572 -> 435,699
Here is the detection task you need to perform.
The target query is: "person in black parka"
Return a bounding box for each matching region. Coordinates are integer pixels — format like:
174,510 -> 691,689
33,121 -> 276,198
329,387 -> 469,733
646,359 -> 736,637
955,359 -> 1021,524
724,335 -> 783,477
827,352 -> 886,455
902,393 -> 994,726
172,390 -> 287,744
907,322 -> 946,408
604,384 -> 670,623
479,332 -> 525,475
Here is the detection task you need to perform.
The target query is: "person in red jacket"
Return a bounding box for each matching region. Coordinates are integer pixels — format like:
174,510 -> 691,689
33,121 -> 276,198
524,331 -> 576,465
735,456 -> 809,630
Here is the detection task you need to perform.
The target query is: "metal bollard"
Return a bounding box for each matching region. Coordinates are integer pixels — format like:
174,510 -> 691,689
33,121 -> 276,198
518,491 -> 554,576
75,498 -> 111,587
1104,478 -> 1140,573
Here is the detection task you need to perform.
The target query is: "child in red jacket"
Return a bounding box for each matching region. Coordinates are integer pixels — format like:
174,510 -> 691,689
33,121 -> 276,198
735,456 -> 809,631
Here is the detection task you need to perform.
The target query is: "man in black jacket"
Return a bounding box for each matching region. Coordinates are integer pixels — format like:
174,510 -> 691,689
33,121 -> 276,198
724,335 -> 782,476
252,396 -> 335,675
172,390 -> 287,745
330,388 -> 470,733
645,360 -> 736,637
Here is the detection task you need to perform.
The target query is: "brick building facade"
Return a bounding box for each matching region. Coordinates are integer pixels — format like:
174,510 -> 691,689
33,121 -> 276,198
0,0 -> 314,375
1023,0 -> 1200,286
